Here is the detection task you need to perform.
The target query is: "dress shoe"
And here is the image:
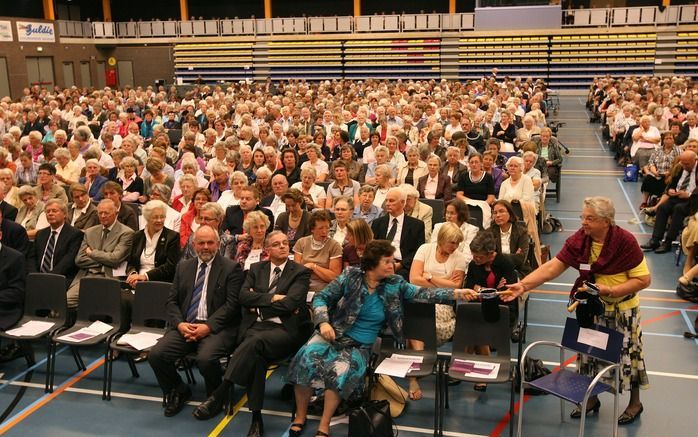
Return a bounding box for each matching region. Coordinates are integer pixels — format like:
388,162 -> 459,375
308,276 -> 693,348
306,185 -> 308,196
654,242 -> 672,254
247,415 -> 264,437
618,403 -> 643,425
570,399 -> 600,418
164,387 -> 192,417
639,240 -> 658,251
193,394 -> 225,420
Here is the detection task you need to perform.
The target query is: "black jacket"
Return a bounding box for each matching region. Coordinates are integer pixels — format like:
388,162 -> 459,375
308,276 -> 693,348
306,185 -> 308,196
28,223 -> 84,286
127,227 -> 181,282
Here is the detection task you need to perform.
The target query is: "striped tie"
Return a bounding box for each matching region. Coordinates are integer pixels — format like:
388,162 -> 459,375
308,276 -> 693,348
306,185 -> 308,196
186,263 -> 208,323
40,231 -> 57,273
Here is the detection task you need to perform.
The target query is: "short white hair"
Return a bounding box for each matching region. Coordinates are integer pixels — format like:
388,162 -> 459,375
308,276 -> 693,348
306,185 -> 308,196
400,183 -> 419,198
142,200 -> 168,222
387,186 -> 406,202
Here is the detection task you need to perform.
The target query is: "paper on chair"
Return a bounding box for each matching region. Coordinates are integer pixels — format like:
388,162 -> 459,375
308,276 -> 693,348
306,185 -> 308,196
577,327 -> 609,350
87,320 -> 114,334
112,260 -> 128,277
56,320 -> 114,343
391,354 -> 423,363
452,359 -> 500,379
374,357 -> 413,378
117,332 -> 162,350
5,320 -> 56,337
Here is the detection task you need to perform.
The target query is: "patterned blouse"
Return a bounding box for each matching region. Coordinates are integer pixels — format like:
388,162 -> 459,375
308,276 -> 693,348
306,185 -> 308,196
647,146 -> 681,175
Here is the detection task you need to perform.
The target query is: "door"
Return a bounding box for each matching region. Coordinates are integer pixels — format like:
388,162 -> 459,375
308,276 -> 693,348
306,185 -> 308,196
95,61 -> 106,89
80,61 -> 91,88
0,57 -> 9,99
26,57 -> 54,90
117,60 -> 134,87
62,62 -> 75,88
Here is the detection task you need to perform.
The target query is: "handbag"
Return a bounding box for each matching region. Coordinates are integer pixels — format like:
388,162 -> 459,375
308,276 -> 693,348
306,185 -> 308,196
514,357 -> 552,396
370,374 -> 408,418
348,399 -> 395,437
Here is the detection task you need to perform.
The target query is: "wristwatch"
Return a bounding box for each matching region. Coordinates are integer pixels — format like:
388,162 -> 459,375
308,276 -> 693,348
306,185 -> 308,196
425,272 -> 433,282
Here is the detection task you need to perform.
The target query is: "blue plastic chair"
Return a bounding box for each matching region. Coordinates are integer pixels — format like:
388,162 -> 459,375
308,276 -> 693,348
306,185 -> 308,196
516,317 -> 624,437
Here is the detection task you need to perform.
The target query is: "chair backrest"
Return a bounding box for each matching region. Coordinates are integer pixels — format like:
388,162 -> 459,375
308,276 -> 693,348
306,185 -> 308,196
510,200 -> 524,222
24,273 -> 68,323
403,302 -> 437,351
77,277 -> 122,329
420,198 -> 445,228
467,204 -> 485,230
561,317 -> 623,364
167,129 -> 182,145
452,303 -> 510,358
132,281 -> 171,329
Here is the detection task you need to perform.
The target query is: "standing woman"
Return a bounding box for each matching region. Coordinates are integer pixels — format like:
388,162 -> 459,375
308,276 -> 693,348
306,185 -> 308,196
505,197 -> 649,425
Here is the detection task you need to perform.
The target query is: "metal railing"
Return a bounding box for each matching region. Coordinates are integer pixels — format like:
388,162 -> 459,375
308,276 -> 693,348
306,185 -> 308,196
55,5 -> 698,40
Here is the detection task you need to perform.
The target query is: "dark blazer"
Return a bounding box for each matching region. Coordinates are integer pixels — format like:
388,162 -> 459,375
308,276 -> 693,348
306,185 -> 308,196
117,203 -> 139,231
0,244 -> 26,330
490,222 -> 531,274
237,260 -> 313,342
166,254 -> 244,335
81,175 -> 108,201
273,167 -> 301,187
223,205 -> 274,236
0,201 -> 18,222
417,174 -> 453,202
371,213 -> 425,277
440,162 -> 467,187
465,253 -> 518,289
66,202 -> 99,230
28,223 -> 83,286
127,227 -> 181,282
0,219 -> 30,255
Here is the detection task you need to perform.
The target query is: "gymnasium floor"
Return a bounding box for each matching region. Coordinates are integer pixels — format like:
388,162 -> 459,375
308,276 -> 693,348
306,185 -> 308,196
0,96 -> 696,437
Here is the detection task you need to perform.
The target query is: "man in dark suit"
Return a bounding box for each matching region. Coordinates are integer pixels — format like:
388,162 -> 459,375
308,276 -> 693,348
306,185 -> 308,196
193,231 -> 312,433
148,225 -> 244,418
67,183 -> 99,231
27,199 -> 83,287
223,186 -> 274,239
0,181 -> 18,222
0,209 -> 30,255
0,227 -> 25,330
371,187 -> 425,279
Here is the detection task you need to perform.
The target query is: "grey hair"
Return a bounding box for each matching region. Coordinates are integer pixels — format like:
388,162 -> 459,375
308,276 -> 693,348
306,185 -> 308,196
199,202 -> 224,221
142,199 -> 168,222
583,196 -> 616,226
45,198 -> 68,215
149,183 -> 172,201
264,230 -> 287,247
506,156 -> 524,168
399,183 -> 419,198
243,210 -> 271,234
387,186 -> 406,202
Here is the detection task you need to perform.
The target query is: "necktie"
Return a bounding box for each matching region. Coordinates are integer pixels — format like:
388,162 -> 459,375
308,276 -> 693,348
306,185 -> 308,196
99,228 -> 110,250
679,171 -> 691,192
386,218 -> 398,241
41,231 -> 57,273
186,263 -> 208,323
268,266 -> 281,294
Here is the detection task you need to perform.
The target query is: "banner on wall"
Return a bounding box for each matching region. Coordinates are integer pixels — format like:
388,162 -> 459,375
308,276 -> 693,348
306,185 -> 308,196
16,21 -> 55,42
0,21 -> 12,41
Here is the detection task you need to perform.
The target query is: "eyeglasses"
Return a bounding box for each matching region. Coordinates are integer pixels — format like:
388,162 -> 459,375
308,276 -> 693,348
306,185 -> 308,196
269,240 -> 289,248
579,215 -> 600,223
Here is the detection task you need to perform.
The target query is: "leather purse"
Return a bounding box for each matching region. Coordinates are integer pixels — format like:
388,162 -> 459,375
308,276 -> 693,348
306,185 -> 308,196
348,399 -> 394,437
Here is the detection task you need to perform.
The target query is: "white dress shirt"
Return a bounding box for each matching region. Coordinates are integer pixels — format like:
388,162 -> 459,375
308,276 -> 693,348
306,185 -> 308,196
139,228 -> 163,276
387,213 -> 405,261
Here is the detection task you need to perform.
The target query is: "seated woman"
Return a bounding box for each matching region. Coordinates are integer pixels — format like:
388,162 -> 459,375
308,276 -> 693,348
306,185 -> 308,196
456,153 -> 495,205
15,185 -> 46,241
329,144 -> 363,182
515,115 -> 541,149
217,170 -> 249,210
179,188 -> 212,248
343,218 -> 373,269
396,146 -> 427,187
372,164 -> 394,209
287,240 -> 468,437
490,200 -> 531,275
365,146 -> 397,185
273,147 -> 301,186
291,167 -> 327,211
141,157 -> 174,202
499,156 -> 536,209
81,158 -> 108,202
408,222 -> 468,400
118,156 -> 144,203
329,196 -> 353,245
640,132 -> 681,208
431,199 -> 479,254
418,155 -> 452,201
492,111 -> 517,152
253,166 -> 273,200
126,200 -> 181,287
139,183 -> 181,233
293,210 -> 343,293
522,151 -> 543,210
300,144 -> 329,182
235,210 -> 271,271
463,230 -> 519,390
534,127 -> 564,183
274,189 -> 311,249
483,150 -> 506,197
171,174 -> 197,213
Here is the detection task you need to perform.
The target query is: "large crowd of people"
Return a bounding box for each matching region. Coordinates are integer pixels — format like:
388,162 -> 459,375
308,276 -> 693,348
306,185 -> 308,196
0,74 -> 676,436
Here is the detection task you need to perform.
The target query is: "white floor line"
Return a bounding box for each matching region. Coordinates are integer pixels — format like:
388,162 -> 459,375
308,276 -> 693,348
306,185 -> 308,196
593,130 -> 607,152
616,178 -> 648,234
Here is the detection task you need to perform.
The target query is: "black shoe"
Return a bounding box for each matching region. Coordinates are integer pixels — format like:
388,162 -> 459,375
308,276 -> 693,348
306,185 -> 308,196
570,399 -> 600,418
193,394 -> 225,420
133,352 -> 148,363
511,327 -> 522,343
640,240 -> 659,251
618,404 -> 643,425
247,415 -> 264,437
289,421 -> 306,437
654,243 -> 672,254
0,343 -> 24,363
164,387 -> 192,417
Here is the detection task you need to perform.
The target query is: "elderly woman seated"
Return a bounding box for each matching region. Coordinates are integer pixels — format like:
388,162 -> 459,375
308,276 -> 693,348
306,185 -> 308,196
291,167 -> 327,210
396,146 -> 427,187
217,170 -> 249,210
235,210 -> 272,271
431,199 -> 479,253
372,164 -> 394,209
365,146 -> 397,185
139,183 -> 181,233
16,185 -> 46,240
293,209 -> 343,293
418,155 -> 452,201
499,156 -> 536,210
534,127 -> 564,184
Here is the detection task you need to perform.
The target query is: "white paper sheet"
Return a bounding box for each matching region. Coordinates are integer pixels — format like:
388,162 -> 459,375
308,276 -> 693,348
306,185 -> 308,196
391,353 -> 424,363
5,320 -> 56,337
306,292 -> 315,303
374,357 -> 413,378
116,332 -> 163,350
87,320 -> 114,334
56,320 -> 114,343
112,260 -> 128,277
577,327 -> 609,350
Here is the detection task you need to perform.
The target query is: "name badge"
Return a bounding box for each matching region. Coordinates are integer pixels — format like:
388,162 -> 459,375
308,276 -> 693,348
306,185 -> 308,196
579,263 -> 591,271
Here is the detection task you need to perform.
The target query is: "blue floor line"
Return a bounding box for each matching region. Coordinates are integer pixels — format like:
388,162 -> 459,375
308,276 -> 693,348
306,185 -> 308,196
679,310 -> 698,347
527,322 -> 686,338
616,178 -> 648,234
529,297 -> 698,312
0,355 -> 105,428
0,346 -> 67,392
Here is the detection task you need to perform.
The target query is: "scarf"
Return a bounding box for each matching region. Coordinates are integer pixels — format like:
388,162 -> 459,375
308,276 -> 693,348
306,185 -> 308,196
556,225 -> 644,297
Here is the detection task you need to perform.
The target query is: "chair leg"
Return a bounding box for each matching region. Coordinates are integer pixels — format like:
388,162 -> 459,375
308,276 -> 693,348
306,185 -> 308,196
509,378 -> 515,437
103,345 -> 111,400
439,362 -> 446,437
44,340 -> 53,393
444,362 -> 449,410
126,355 -> 139,378
434,361 -> 440,437
48,342 -> 57,393
71,346 -> 85,371
516,382 -> 524,437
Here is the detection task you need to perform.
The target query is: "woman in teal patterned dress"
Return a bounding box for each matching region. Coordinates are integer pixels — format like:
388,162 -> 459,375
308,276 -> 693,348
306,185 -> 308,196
286,240 -> 469,437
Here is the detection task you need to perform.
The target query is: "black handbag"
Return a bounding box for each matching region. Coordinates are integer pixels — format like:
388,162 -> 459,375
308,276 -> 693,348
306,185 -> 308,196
348,399 -> 395,437
514,357 -> 552,396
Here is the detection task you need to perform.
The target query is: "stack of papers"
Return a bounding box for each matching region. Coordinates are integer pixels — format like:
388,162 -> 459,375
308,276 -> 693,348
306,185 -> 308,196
451,359 -> 500,379
5,320 -> 56,337
57,320 -> 113,343
117,332 -> 163,350
375,354 -> 424,377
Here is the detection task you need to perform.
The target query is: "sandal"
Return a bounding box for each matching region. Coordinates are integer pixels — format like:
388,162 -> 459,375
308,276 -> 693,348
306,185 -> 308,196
408,379 -> 423,401
679,276 -> 692,286
618,404 -> 643,425
289,421 -> 306,437
315,431 -> 330,437
474,383 -> 487,392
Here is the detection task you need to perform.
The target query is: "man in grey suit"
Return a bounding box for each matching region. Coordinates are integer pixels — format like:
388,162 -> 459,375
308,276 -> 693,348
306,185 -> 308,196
69,199 -> 134,308
148,225 -> 244,418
